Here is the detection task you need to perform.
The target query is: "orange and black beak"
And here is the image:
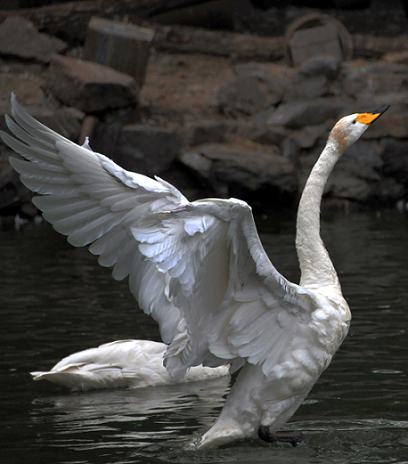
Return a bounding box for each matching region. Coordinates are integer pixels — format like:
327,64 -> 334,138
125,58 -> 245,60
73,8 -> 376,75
356,105 -> 389,125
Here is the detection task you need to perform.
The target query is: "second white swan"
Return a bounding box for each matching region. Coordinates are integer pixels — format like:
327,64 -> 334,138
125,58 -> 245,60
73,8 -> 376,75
31,339 -> 230,391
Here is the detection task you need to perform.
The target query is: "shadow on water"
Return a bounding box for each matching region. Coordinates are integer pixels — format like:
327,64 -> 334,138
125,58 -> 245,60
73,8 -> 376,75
1,211 -> 408,463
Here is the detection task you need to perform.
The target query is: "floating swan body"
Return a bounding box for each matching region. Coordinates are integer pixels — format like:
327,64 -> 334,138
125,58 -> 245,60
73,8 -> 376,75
1,96 -> 388,449
31,339 -> 230,391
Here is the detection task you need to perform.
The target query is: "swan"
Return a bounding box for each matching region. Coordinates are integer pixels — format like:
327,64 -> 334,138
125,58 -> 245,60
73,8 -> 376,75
31,339 -> 230,391
1,95 -> 388,449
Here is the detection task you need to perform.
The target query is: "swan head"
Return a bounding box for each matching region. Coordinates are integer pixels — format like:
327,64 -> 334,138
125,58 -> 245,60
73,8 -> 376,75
331,105 -> 389,152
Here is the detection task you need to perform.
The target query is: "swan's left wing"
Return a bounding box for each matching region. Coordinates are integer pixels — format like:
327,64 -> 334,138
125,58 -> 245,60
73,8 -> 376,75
135,197 -> 325,379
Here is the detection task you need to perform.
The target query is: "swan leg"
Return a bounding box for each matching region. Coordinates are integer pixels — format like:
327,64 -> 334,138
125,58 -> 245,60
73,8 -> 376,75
258,426 -> 305,447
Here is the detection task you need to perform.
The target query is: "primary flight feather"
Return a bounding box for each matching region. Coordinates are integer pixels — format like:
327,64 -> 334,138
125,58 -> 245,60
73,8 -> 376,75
1,95 -> 388,449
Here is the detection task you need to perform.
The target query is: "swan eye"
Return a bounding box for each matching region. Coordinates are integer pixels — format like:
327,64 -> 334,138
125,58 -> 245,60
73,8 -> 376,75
352,118 -> 357,124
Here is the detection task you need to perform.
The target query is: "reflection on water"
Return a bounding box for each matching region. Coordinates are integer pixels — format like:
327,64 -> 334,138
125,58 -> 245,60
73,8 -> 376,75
31,378 -> 230,459
1,211 -> 408,464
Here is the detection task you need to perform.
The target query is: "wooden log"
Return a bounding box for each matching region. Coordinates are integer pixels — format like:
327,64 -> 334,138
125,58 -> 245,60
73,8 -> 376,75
152,24 -> 286,61
83,17 -> 154,87
0,0 -> 218,41
2,1 -> 408,61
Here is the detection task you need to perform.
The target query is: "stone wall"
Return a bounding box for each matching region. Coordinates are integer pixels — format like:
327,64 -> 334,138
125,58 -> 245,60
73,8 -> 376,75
1,14 -> 408,219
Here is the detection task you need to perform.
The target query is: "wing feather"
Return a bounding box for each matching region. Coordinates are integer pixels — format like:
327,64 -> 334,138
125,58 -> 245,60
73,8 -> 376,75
1,95 -> 189,346
1,95 -> 323,382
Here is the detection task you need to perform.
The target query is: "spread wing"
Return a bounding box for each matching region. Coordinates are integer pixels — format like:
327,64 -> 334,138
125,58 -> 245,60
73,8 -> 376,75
1,95 -> 322,380
2,95 -> 187,345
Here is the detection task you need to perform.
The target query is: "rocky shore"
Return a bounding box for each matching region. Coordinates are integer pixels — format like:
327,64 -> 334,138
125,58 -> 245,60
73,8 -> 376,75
1,9 -> 408,220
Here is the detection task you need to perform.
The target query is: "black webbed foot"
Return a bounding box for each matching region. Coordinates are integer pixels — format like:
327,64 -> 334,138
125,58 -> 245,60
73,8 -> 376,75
258,426 -> 305,447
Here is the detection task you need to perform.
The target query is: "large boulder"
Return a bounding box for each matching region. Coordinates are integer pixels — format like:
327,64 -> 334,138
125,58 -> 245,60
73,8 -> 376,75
114,124 -> 180,176
285,56 -> 342,101
180,143 -> 297,199
266,99 -> 344,129
367,110 -> 408,139
381,138 -> 408,185
47,54 -> 139,113
248,124 -> 288,147
218,73 -> 287,117
184,120 -> 227,147
343,62 -> 408,99
0,16 -> 67,63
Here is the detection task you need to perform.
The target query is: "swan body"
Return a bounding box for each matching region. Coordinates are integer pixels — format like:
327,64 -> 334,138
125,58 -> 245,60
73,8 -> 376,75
31,339 -> 230,391
1,95 -> 388,449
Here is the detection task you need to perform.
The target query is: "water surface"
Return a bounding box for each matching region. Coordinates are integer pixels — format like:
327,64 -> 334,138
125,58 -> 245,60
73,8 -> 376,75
1,211 -> 408,464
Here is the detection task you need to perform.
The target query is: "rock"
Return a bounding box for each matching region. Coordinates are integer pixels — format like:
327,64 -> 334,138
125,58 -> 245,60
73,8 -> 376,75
114,124 -> 180,176
219,120 -> 289,148
338,153 -> 381,184
325,166 -> 403,207
344,141 -> 384,170
218,73 -> 288,117
266,99 -> 343,129
185,120 -> 227,147
293,124 -> 327,149
89,120 -> 122,160
368,111 -> 408,139
285,56 -> 342,101
249,125 -> 288,147
251,107 -> 277,124
343,62 -> 408,99
180,143 -> 297,198
46,54 -> 139,113
382,138 -> 408,185
0,16 -> 67,63
281,137 -> 300,168
326,170 -> 373,202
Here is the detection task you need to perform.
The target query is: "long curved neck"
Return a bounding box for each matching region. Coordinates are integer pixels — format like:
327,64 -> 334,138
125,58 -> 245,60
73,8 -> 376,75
296,136 -> 344,290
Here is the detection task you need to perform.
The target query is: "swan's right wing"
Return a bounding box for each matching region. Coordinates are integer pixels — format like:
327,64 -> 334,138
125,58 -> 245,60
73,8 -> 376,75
1,95 -> 189,345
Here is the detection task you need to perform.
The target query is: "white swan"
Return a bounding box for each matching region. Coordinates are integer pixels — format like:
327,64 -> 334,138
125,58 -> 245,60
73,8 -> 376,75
1,95 -> 388,449
31,339 -> 230,391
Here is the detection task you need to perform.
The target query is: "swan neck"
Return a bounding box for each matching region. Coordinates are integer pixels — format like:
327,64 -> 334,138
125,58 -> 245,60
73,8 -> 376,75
296,138 -> 343,289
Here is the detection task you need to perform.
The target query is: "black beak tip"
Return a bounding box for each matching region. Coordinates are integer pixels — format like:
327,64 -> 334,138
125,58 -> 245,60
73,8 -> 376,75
374,104 -> 390,115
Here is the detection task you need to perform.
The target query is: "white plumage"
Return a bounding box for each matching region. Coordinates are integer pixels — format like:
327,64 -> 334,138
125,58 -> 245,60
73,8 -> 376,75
31,339 -> 230,391
1,95 -> 388,449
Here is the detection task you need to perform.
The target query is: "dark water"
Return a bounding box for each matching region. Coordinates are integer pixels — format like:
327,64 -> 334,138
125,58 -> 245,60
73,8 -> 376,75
1,211 -> 408,464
